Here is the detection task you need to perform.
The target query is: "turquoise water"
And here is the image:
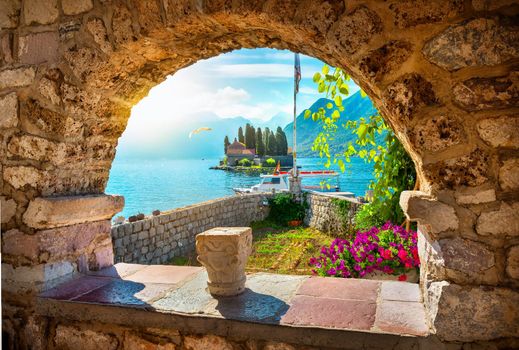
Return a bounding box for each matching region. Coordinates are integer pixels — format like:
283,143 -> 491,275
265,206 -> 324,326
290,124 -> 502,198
106,157 -> 374,218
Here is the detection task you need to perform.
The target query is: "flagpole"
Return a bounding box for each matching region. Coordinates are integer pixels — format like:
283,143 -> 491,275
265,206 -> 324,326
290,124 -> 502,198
293,53 -> 298,178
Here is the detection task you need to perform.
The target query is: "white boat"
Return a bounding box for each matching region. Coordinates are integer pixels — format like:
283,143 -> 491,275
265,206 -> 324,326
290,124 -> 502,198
233,170 -> 340,194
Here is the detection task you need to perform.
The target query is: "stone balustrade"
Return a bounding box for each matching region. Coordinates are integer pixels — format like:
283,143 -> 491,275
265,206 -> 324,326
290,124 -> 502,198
111,194 -> 269,264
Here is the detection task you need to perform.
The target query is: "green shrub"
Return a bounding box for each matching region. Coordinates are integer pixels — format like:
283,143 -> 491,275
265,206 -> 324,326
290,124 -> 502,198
267,193 -> 307,225
265,158 -> 276,167
238,158 -> 252,167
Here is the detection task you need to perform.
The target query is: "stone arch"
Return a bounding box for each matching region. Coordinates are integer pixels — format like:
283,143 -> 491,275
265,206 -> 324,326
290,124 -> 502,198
1,0 -> 518,346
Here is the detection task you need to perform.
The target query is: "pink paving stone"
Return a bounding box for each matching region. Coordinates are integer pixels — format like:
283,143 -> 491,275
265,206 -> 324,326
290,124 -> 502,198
123,265 -> 203,284
72,280 -> 174,306
40,276 -> 112,300
87,263 -> 147,278
296,276 -> 380,301
374,300 -> 429,336
380,281 -> 421,302
281,295 -> 376,330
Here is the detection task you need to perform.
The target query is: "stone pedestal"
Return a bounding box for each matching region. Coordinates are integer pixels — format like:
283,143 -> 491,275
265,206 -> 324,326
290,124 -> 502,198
289,176 -> 302,195
196,227 -> 252,296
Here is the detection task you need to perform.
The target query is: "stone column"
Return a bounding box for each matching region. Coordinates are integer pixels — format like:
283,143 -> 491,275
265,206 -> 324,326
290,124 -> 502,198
196,227 -> 252,296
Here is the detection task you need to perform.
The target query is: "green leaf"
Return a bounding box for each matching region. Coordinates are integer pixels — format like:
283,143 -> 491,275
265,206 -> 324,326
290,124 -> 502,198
357,124 -> 368,139
334,95 -> 342,107
338,159 -> 345,172
360,89 -> 367,98
326,102 -> 333,109
322,65 -> 329,75
313,72 -> 321,83
331,110 -> 340,121
304,110 -> 311,119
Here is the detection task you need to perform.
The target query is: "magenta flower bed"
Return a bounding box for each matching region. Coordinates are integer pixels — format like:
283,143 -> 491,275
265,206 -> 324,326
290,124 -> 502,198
309,222 -> 419,281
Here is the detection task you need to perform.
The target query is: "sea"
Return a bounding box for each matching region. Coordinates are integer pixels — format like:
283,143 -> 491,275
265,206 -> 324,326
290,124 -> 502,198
106,157 -> 374,219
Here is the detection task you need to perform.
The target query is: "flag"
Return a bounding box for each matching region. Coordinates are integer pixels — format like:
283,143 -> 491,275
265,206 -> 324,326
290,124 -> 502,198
294,53 -> 301,94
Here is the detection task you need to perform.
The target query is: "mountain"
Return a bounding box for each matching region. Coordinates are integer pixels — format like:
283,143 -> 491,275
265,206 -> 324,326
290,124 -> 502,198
284,90 -> 379,157
115,111 -> 291,160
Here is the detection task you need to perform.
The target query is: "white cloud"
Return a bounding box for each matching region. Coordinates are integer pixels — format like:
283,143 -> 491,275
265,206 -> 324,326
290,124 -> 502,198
212,64 -> 313,79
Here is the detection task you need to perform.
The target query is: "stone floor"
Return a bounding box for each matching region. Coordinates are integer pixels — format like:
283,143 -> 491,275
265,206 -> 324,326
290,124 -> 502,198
38,264 -> 429,338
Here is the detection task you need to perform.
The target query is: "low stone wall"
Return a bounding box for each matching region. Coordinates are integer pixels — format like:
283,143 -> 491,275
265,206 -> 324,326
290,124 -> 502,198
111,194 -> 270,264
305,192 -> 362,235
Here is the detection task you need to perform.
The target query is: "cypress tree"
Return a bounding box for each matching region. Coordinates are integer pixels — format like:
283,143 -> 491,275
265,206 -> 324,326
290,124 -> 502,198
275,127 -> 287,155
224,135 -> 230,154
245,123 -> 255,149
282,130 -> 289,155
238,127 -> 244,143
256,128 -> 265,156
267,130 -> 277,155
264,127 -> 270,154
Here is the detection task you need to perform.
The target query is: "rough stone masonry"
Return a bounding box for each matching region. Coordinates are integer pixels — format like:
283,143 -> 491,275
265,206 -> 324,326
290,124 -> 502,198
1,0 -> 519,348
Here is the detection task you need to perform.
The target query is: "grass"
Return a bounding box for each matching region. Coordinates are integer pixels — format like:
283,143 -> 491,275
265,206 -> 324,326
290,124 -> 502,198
168,220 -> 335,276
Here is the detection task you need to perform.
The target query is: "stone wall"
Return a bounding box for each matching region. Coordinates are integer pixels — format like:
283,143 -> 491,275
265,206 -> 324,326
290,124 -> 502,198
111,194 -> 270,264
2,0 -> 519,346
305,192 -> 361,235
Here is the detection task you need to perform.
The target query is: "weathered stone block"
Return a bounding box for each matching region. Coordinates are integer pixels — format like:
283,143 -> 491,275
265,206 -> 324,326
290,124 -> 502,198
54,325 -> 118,350
23,0 -> 58,25
18,31 -> 59,64
453,73 -> 519,111
196,227 -> 252,296
7,134 -> 58,162
183,335 -> 233,350
21,98 -> 83,140
2,260 -> 75,293
0,196 -> 17,223
327,6 -> 382,55
90,245 -> 114,270
383,74 -> 437,123
61,0 -> 93,15
23,195 -> 124,229
359,41 -> 412,82
454,186 -> 496,205
0,0 -> 20,29
477,202 -> 519,236
507,245 -> 519,279
429,282 -> 519,341
1,229 -> 39,261
125,333 -> 176,350
439,237 -> 495,273
499,159 -> 519,191
477,115 -> 519,148
3,165 -> 45,189
424,149 -> 489,188
86,18 -> 112,54
400,191 -> 458,234
0,67 -> 35,89
409,115 -> 464,152
423,17 -> 519,71
389,0 -> 463,28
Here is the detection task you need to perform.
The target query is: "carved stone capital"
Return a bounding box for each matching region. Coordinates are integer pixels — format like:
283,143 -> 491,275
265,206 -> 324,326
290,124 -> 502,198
196,227 -> 252,296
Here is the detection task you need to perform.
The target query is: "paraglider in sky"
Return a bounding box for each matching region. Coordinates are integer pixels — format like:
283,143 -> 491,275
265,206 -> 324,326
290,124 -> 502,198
189,127 -> 212,139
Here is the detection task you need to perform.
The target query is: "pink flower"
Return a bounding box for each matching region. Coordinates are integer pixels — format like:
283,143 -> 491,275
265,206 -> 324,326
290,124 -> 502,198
398,274 -> 407,281
397,249 -> 408,261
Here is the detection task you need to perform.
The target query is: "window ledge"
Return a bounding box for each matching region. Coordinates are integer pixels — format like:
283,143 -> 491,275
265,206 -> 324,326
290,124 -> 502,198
37,264 -> 430,348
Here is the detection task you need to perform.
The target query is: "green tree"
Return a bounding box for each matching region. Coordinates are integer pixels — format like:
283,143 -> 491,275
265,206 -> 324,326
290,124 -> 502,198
238,126 -> 244,143
245,123 -> 256,149
267,130 -> 277,155
224,135 -> 230,154
306,64 -> 416,229
256,128 -> 265,156
275,127 -> 288,155
264,127 -> 270,154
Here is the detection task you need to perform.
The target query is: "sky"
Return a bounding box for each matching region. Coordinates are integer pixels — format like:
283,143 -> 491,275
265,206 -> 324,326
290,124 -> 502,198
118,48 -> 361,151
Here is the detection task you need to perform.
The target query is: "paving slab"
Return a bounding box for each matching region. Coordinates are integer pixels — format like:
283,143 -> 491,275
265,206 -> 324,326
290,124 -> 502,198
40,275 -> 112,300
72,280 -> 175,307
296,276 -> 380,301
282,295 -> 377,330
154,272 -> 306,324
87,263 -> 147,278
374,300 -> 429,336
380,281 -> 421,302
123,265 -> 202,284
